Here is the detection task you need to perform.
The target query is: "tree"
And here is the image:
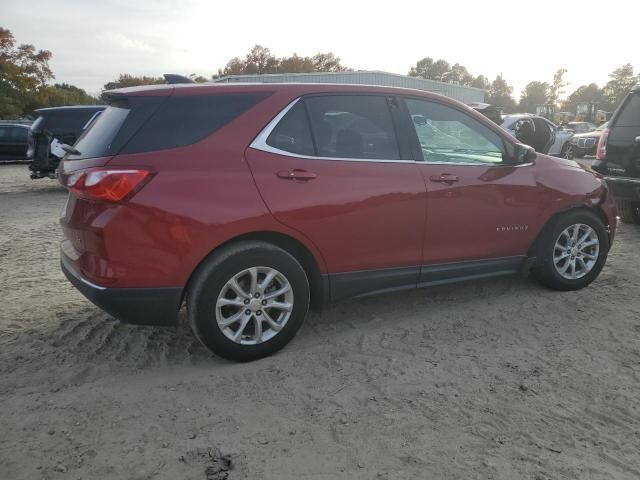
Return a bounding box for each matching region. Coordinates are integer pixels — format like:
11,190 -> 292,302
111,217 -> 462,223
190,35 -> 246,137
408,57 -> 451,82
604,63 -> 639,108
562,83 -> 608,113
0,27 -> 54,118
444,63 -> 474,86
218,45 -> 351,76
471,75 -> 490,90
311,52 -> 350,73
486,75 -> 516,113
519,81 -> 550,113
547,68 -> 568,106
102,74 -> 165,91
277,53 -> 315,74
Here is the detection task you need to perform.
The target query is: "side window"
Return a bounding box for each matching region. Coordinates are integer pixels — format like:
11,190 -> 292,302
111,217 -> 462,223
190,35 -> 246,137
12,127 -> 28,141
305,95 -> 400,160
615,93 -> 640,127
405,98 -> 504,165
266,101 -> 314,156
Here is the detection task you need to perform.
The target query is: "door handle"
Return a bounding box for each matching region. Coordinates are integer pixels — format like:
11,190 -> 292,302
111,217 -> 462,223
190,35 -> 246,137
277,169 -> 317,181
429,174 -> 459,184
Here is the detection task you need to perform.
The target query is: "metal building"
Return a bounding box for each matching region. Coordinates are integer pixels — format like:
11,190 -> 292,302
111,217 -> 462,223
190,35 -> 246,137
214,70 -> 485,103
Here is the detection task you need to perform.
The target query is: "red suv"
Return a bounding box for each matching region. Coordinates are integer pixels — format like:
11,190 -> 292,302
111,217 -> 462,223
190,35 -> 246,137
59,83 -> 617,361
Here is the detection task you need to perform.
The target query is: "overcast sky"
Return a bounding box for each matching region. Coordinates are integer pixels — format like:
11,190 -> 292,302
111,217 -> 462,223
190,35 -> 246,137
2,0 -> 638,98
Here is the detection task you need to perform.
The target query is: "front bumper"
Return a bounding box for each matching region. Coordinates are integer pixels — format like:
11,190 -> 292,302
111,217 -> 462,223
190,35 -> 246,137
61,254 -> 182,326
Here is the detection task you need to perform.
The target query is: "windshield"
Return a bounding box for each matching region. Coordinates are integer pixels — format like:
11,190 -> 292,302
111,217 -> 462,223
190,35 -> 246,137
596,122 -> 608,131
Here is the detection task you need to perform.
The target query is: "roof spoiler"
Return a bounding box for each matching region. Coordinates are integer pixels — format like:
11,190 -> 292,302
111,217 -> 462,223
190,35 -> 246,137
163,74 -> 194,84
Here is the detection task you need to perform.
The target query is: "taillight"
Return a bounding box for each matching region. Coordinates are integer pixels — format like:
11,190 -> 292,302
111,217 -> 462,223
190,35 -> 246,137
596,128 -> 609,160
64,168 -> 152,202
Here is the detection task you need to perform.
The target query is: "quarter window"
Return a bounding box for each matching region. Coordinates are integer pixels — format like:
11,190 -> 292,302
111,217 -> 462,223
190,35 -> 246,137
266,101 -> 314,156
305,95 -> 400,160
406,98 -> 504,164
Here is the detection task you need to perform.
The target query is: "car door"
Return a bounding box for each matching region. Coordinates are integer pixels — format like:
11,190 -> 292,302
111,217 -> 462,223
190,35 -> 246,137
402,97 -> 543,281
246,94 -> 426,300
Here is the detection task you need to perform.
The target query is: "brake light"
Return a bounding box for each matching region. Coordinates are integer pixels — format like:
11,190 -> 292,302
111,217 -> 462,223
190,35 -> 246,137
596,128 -> 609,160
65,169 -> 151,202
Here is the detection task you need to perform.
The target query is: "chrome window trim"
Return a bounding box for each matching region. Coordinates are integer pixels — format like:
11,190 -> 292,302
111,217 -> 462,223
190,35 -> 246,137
250,97 -> 529,167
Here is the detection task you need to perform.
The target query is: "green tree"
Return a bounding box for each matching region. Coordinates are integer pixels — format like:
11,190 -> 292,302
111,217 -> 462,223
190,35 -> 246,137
471,74 -> 490,90
311,52 -> 350,73
519,81 -> 550,113
604,63 -> 639,108
408,57 -> 451,82
0,27 -> 54,118
486,75 -> 516,113
277,53 -> 315,74
561,83 -> 608,113
103,73 -> 165,91
547,68 -> 568,106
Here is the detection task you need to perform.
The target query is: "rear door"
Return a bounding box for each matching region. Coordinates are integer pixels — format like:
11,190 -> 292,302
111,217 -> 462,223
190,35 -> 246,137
246,94 -> 426,298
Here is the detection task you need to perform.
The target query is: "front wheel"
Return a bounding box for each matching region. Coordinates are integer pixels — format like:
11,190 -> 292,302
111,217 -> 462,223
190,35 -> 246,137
560,143 -> 575,160
531,210 -> 609,291
188,241 -> 310,361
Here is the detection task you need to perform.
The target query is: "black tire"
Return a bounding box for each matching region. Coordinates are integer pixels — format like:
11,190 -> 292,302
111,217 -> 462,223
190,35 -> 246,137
531,209 -> 609,291
560,143 -> 575,160
188,241 -> 310,362
616,200 -> 640,224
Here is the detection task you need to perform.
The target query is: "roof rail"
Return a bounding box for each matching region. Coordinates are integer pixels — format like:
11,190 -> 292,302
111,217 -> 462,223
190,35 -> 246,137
163,74 -> 194,84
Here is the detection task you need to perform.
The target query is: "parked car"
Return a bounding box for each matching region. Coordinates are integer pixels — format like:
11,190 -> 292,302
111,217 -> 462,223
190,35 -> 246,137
58,83 -> 617,361
592,85 -> 640,224
0,123 -> 30,160
28,105 -> 105,179
570,122 -> 608,158
565,122 -> 598,134
501,114 -> 575,159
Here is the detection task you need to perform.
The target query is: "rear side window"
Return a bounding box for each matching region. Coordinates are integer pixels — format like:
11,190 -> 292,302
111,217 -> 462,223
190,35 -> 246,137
305,95 -> 400,160
615,93 -> 640,127
266,101 -> 314,156
122,93 -> 269,155
68,93 -> 268,160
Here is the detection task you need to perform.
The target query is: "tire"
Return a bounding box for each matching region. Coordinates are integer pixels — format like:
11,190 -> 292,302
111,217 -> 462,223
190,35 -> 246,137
531,209 -> 609,291
188,241 -> 310,362
616,200 -> 640,224
560,143 -> 575,160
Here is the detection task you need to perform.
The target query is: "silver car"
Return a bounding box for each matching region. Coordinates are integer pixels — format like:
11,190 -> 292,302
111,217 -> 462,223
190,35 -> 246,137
501,114 -> 575,159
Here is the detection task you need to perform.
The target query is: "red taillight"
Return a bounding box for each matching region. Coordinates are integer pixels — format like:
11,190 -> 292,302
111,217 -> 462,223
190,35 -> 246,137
65,169 -> 151,202
596,128 -> 609,160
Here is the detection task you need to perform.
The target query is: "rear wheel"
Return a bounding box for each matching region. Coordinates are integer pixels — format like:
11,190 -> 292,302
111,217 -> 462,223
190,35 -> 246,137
531,210 -> 609,291
616,200 -> 640,224
188,241 -> 310,361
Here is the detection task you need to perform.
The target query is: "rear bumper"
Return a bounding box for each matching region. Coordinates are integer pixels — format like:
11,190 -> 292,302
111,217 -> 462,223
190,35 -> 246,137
61,254 -> 182,326
604,176 -> 640,202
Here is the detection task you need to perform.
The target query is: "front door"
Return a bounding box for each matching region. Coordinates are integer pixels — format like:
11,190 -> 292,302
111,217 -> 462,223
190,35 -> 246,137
402,97 -> 542,275
246,94 -> 426,299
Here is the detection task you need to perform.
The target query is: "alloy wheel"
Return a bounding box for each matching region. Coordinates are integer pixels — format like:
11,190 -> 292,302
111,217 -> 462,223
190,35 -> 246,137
553,223 -> 600,280
215,266 -> 294,345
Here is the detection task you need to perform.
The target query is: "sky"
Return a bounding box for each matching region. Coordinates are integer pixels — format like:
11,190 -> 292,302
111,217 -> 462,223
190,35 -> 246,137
2,0 -> 638,98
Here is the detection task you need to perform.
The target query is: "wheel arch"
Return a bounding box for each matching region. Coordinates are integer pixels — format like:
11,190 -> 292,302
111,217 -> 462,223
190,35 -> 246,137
183,230 -> 329,312
527,204 -> 610,262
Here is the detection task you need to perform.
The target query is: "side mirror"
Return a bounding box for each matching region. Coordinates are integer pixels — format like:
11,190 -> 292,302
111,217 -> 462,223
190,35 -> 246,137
506,143 -> 536,165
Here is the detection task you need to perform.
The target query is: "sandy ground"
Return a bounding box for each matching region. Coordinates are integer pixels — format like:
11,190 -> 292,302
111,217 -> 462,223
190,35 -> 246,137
1,163 -> 640,480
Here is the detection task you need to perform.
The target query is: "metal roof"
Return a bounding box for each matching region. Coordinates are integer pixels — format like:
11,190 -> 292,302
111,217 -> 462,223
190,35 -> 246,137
214,70 -> 485,103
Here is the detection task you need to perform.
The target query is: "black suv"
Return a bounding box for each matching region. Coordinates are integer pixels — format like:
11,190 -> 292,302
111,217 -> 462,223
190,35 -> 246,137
28,105 -> 105,179
592,85 -> 640,224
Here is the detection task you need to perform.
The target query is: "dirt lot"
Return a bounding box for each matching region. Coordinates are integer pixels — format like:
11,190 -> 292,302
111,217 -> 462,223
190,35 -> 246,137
1,163 -> 640,480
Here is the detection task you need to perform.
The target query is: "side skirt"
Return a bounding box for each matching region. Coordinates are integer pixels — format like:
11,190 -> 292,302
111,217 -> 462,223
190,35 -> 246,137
327,256 -> 527,304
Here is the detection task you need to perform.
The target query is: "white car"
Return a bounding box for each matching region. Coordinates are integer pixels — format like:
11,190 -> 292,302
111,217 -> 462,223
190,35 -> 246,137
501,114 -> 575,159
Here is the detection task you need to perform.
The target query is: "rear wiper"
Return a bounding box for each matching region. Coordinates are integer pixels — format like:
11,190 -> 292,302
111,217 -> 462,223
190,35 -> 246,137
61,144 -> 81,155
